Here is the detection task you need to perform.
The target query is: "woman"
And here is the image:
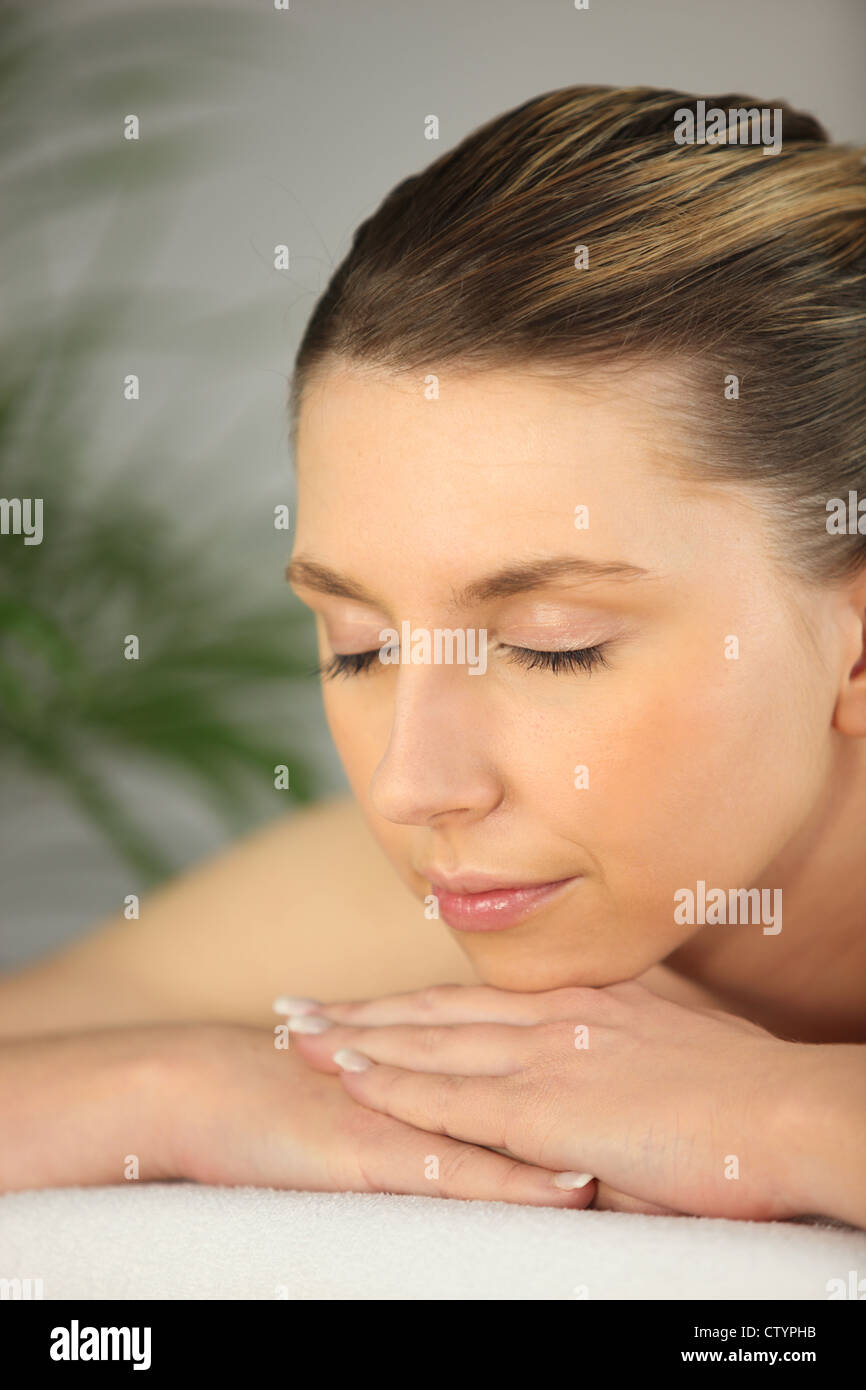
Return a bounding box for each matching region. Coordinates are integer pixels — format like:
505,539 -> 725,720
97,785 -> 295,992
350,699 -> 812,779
2,85 -> 864,1223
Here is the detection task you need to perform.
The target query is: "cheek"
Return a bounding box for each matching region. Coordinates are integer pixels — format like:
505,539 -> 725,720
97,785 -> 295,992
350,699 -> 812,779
526,637 -> 826,892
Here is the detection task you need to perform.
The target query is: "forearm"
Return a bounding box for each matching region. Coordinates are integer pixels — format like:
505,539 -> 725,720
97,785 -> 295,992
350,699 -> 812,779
780,1044 -> 866,1228
0,1025 -> 185,1191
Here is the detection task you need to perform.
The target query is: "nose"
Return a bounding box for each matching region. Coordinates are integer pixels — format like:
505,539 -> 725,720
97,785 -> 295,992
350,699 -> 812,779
368,665 -> 504,828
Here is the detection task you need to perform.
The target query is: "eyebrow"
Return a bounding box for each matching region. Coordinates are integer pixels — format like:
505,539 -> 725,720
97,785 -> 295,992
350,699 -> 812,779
287,554 -> 652,610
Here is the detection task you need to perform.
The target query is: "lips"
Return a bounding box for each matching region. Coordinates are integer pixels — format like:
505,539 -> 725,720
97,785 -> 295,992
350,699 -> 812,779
424,872 -> 580,932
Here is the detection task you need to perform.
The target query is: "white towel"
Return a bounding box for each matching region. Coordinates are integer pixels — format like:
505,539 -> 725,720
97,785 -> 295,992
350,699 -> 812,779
2,1184 -> 864,1300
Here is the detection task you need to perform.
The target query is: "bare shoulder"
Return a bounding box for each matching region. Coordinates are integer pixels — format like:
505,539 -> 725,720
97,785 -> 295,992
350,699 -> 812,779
0,796 -> 479,1036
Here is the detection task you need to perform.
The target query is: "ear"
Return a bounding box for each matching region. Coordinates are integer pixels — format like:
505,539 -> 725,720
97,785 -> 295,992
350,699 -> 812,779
832,568 -> 866,737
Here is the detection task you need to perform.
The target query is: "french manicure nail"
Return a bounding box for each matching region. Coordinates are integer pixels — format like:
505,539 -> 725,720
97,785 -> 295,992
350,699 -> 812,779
287,1014 -> 332,1034
273,995 -> 320,1016
333,1047 -> 372,1072
552,1171 -> 595,1189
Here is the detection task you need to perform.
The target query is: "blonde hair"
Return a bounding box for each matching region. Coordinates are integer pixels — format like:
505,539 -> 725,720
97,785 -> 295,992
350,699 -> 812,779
292,85 -> 866,579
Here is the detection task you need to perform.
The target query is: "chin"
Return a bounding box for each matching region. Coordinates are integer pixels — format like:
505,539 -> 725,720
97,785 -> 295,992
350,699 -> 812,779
460,934 -> 656,992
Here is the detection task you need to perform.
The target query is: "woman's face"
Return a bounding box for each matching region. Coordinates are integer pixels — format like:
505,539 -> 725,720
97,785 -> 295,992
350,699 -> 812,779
290,360 -> 845,989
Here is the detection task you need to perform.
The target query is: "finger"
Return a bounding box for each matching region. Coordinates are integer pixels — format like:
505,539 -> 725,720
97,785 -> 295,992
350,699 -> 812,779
365,1125 -> 596,1210
290,1020 -> 528,1075
321,983 -> 541,1026
335,1057 -> 513,1151
321,981 -> 606,1027
591,1182 -> 681,1216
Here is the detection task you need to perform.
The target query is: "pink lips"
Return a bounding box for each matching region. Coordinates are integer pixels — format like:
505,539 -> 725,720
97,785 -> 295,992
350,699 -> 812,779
427,875 -> 580,932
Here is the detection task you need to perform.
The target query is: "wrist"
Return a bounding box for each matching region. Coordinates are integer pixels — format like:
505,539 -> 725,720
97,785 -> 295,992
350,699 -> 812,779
768,1043 -> 866,1226
127,1023 -> 206,1183
140,1021 -> 235,1183
154,1020 -> 286,1184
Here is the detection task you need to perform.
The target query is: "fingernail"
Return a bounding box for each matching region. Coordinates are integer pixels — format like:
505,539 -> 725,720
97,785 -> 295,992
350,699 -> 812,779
273,995 -> 320,1015
552,1171 -> 595,1189
332,1047 -> 372,1073
287,1014 -> 332,1034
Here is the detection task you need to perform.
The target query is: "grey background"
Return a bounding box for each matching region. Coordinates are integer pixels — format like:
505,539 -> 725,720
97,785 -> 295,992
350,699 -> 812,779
2,0 -> 864,968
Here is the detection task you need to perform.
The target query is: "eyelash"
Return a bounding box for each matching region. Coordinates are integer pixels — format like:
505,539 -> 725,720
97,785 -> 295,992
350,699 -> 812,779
505,644 -> 608,675
314,644 -> 609,681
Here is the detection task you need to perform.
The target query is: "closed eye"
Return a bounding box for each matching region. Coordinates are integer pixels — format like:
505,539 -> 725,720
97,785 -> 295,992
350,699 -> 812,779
502,644 -> 608,674
315,644 -> 609,679
314,650 -> 382,679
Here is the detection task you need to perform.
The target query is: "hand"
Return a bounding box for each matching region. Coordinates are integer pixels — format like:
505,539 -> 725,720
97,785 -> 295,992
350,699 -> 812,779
164,1022 -> 596,1209
289,982 -> 804,1219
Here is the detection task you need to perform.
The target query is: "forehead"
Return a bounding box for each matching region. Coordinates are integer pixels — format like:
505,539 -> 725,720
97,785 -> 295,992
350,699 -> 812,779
297,358 -> 665,470
293,360 -> 759,582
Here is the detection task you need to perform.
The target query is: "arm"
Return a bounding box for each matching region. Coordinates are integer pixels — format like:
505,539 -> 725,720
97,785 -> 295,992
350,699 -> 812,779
779,1043 -> 866,1229
0,1022 -> 595,1209
0,1025 -> 182,1190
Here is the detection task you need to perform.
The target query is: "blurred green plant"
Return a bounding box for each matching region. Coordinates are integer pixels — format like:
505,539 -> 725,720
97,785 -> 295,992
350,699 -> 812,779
0,1 -> 320,884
